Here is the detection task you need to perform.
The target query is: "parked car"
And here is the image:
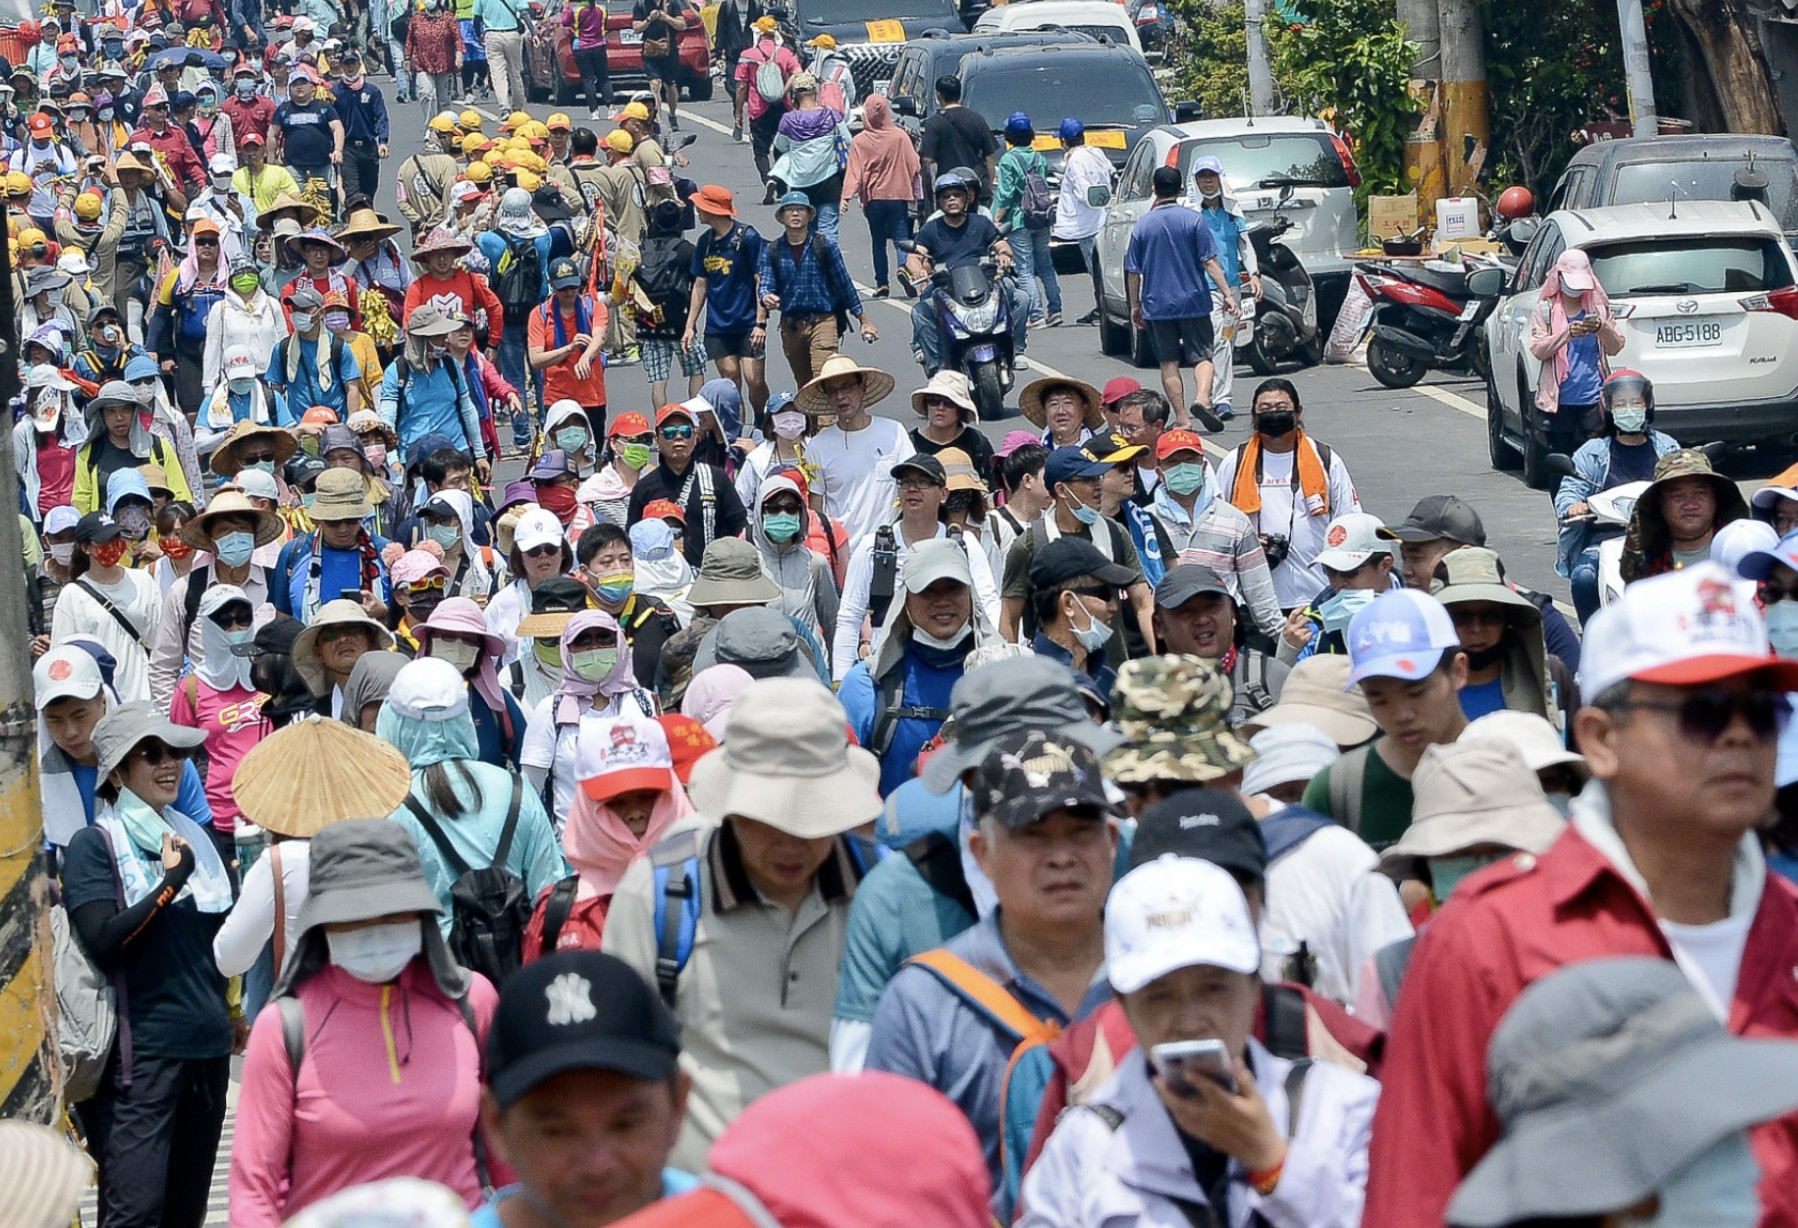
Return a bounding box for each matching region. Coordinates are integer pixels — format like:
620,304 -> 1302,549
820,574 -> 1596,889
770,0 -> 966,97
971,0 -> 1141,54
524,0 -> 713,105
1092,116 -> 1360,363
1126,0 -> 1175,57
885,29 -> 1092,141
1546,134 -> 1798,245
1483,200 -> 1798,486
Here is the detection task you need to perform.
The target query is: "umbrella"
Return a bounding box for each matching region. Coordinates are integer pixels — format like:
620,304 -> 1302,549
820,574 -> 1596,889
145,46 -> 228,72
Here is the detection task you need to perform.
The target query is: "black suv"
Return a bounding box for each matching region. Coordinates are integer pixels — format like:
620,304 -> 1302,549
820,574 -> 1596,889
886,31 -> 1093,140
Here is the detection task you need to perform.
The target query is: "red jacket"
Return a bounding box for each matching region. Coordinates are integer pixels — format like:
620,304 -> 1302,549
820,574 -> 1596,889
403,269 -> 504,348
221,94 -> 277,145
1364,823 -> 1798,1228
129,123 -> 207,189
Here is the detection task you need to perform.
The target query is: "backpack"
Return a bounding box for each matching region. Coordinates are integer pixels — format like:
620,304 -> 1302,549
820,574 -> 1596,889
1016,151 -> 1055,231
494,235 -> 544,324
646,829 -> 705,1007
633,236 -> 693,335
1324,743 -> 1372,838
904,949 -> 1062,1224
53,900 -> 119,1103
866,523 -> 898,627
403,774 -> 531,988
753,50 -> 787,105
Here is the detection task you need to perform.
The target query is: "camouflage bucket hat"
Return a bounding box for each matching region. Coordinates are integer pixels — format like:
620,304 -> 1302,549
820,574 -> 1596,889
1104,655 -> 1258,785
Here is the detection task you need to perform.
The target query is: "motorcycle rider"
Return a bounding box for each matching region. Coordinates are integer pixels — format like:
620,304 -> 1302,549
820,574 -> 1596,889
905,171 -> 1031,378
1192,155 -> 1259,424
1552,369 -> 1680,625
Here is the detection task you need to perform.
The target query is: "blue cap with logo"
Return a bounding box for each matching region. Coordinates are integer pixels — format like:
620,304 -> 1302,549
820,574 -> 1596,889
1346,588 -> 1461,687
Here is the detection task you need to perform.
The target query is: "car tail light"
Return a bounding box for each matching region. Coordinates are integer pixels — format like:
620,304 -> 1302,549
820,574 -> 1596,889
1611,302 -> 1635,319
1136,3 -> 1158,20
1330,134 -> 1360,189
1740,286 -> 1798,319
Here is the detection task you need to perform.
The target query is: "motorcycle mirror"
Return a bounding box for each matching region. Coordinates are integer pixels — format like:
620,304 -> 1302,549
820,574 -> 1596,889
891,95 -> 919,117
1086,183 -> 1111,208
895,238 -> 919,253
1545,453 -> 1578,479
675,132 -> 697,150
1465,266 -> 1507,299
1503,217 -> 1540,253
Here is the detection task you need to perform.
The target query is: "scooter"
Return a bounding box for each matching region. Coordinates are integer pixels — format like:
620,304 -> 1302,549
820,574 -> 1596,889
1356,258 -> 1508,389
897,237 -> 1015,421
1240,191 -> 1322,374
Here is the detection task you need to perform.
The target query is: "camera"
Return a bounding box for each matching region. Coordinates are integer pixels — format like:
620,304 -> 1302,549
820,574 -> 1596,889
1260,533 -> 1291,569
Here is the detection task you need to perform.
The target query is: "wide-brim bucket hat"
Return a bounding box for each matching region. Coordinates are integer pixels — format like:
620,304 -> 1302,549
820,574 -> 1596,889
178,489 -> 285,552
686,538 -> 782,607
292,600 -> 396,695
232,717 -> 413,837
92,701 -> 208,782
1238,654 -> 1378,747
210,420 -> 298,476
910,369 -> 977,421
256,191 -> 327,232
795,354 -> 895,417
1379,741 -> 1565,872
1447,957 -> 1798,1227
1428,546 -> 1539,621
688,678 -> 882,838
1019,376 -> 1103,430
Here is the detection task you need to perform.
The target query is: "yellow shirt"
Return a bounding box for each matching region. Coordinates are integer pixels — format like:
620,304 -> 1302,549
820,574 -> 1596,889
233,164 -> 301,214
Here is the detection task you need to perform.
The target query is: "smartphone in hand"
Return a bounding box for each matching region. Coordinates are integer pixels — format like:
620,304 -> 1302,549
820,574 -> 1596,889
1151,1039 -> 1239,1096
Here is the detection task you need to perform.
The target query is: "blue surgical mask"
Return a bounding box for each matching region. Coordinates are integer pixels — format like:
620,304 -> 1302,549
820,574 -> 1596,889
1766,601 -> 1798,660
1068,492 -> 1101,527
427,523 -> 461,551
1428,852 -> 1504,900
249,459 -> 276,476
1163,462 -> 1207,498
555,426 -> 588,454
1317,586 -> 1378,633
214,529 -> 256,567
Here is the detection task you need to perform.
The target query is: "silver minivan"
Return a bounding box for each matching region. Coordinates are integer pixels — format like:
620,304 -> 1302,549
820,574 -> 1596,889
1094,117 -> 1361,359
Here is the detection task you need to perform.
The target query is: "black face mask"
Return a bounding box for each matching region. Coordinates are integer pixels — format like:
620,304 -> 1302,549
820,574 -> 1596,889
1464,643 -> 1505,671
1256,410 -> 1296,438
406,592 -> 445,623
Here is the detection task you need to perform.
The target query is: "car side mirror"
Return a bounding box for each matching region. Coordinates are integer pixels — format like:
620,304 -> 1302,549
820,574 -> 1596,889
1466,266 -> 1507,298
1087,183 -> 1111,208
1174,100 -> 1202,122
892,95 -> 918,117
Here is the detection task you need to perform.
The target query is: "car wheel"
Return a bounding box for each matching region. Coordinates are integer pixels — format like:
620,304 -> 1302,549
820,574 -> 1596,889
1129,313 -> 1154,369
1521,413 -> 1551,490
1486,371 -> 1520,471
1098,298 -> 1128,356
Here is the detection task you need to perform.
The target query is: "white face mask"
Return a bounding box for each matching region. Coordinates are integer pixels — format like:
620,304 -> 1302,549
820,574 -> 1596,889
1067,593 -> 1112,653
1612,405 -> 1648,434
49,542 -> 75,566
325,920 -> 422,984
430,638 -> 480,673
911,622 -> 971,651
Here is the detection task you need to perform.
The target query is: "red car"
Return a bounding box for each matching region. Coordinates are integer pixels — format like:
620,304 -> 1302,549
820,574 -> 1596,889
524,0 -> 715,103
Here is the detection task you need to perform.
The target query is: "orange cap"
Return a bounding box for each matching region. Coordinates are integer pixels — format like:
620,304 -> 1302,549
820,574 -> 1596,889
642,498 -> 685,524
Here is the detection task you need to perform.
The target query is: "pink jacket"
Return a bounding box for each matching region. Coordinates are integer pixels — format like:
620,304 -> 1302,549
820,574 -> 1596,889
1529,295 -> 1624,412
229,962 -> 502,1227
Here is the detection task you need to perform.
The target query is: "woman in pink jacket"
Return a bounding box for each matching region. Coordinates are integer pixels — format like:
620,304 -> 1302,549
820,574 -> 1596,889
229,819 -> 503,1226
1529,248 -> 1625,464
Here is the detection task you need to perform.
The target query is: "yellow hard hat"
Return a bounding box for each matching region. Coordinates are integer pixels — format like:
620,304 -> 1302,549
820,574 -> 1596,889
545,112 -> 572,131
6,170 -> 33,196
514,168 -> 541,193
460,132 -> 490,156
427,111 -> 458,134
458,108 -> 484,132
465,160 -> 494,184
503,110 -> 530,132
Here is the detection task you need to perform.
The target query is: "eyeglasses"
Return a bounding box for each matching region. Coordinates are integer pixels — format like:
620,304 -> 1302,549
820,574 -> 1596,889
523,543 -> 562,559
1760,581 -> 1798,605
316,624 -> 368,643
1609,688 -> 1791,743
402,574 -> 449,594
132,741 -> 192,767
613,433 -> 653,447
660,425 -> 695,441
898,476 -> 942,493
209,606 -> 253,630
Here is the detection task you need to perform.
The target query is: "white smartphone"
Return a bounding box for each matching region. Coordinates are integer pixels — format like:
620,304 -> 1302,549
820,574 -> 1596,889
1150,1038 -> 1238,1095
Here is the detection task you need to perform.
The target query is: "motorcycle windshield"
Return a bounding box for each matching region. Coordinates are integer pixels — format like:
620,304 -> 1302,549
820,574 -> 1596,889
949,263 -> 991,306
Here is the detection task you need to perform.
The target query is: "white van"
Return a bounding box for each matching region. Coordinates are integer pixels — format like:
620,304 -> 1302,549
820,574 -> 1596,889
971,0 -> 1142,54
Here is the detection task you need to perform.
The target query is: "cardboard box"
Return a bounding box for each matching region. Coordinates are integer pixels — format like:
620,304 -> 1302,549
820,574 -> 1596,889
1368,194 -> 1419,241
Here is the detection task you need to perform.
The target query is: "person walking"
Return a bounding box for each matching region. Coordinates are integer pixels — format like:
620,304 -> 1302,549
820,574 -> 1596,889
1125,165 -> 1239,432
475,0 -> 529,114
407,1 -> 464,114
53,510 -> 163,704
61,702 -> 234,1228
1053,119 -> 1110,326
770,74 -> 851,240
756,192 -> 874,387
840,94 -> 918,301
1192,155 -> 1257,422
684,185 -> 770,417
229,819 -> 501,1225
331,49 -> 390,202
733,17 -> 797,202
1529,248 -> 1622,461
562,0 -> 613,119
992,113 -> 1059,328
632,0 -> 692,132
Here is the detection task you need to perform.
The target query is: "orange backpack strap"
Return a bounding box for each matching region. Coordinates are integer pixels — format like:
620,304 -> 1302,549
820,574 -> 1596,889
906,949 -> 1059,1047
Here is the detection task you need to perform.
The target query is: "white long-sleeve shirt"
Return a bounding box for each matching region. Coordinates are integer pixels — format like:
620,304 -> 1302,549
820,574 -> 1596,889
201,291 -> 290,397
213,839 -> 312,977
830,522 -> 1000,680
51,569 -> 162,704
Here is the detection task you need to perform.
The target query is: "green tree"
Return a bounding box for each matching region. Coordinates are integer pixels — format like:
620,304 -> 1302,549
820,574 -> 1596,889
1165,0 -> 1252,121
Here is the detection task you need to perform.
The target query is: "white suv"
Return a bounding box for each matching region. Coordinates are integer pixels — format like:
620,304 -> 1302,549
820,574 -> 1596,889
1092,116 -> 1361,365
1483,200 -> 1798,486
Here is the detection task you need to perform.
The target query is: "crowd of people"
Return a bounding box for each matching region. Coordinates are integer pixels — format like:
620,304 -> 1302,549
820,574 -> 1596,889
11,3 -> 1798,1228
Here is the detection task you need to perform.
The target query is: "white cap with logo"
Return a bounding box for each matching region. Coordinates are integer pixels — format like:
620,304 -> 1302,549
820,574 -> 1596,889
1105,854 -> 1261,995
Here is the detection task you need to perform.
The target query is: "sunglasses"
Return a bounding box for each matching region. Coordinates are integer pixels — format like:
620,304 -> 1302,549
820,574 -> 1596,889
132,741 -> 192,767
569,629 -> 619,649
1611,688 -> 1791,743
402,574 -> 449,594
237,450 -> 277,464
316,623 -> 369,643
613,433 -> 653,446
660,424 -> 695,441
195,236 -> 219,246
208,606 -> 253,630
523,543 -> 562,559
1760,581 -> 1798,605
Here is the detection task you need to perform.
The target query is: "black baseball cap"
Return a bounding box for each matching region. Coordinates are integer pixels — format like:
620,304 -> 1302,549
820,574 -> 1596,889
971,728 -> 1113,830
1155,563 -> 1230,610
74,511 -> 126,545
891,453 -> 946,485
485,951 -> 681,1107
1030,537 -> 1137,592
1129,788 -> 1268,882
531,575 -> 592,615
1151,164 -> 1184,196
1390,494 -> 1487,546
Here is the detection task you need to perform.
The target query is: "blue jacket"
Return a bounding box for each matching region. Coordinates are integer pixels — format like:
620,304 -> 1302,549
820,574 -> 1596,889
1552,429 -> 1680,576
333,78 -> 390,144
271,529 -> 394,620
839,637 -> 967,796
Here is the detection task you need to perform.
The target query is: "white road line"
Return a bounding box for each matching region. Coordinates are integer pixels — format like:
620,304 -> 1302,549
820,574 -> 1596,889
1409,381 -> 1485,420
680,108 -> 736,138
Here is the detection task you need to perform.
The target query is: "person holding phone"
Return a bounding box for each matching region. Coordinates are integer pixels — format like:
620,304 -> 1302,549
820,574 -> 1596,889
1529,249 -> 1623,463
60,702 -> 237,1228
1020,855 -> 1379,1228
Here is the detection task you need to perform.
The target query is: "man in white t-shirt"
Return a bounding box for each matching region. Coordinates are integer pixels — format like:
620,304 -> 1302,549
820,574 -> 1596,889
1212,378 -> 1359,609
796,355 -> 915,547
1053,118 -> 1114,327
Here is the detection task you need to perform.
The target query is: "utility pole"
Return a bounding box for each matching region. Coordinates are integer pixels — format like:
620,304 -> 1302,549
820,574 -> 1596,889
1618,0 -> 1660,137
1244,0 -> 1277,116
0,211 -> 57,1125
1396,0 -> 1443,214
1437,0 -> 1491,197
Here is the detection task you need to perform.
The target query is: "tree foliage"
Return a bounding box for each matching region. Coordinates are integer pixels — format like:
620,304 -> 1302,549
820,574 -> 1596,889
1164,0 -> 1253,122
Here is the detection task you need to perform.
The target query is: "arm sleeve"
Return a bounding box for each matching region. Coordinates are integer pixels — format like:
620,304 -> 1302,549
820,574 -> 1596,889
513,787 -> 569,898
811,552 -> 840,642
1527,300 -> 1566,361
831,543 -> 872,680
1234,529 -> 1282,637
66,841 -> 196,969
228,1003 -> 300,1228
212,848 -> 278,977
201,301 -> 224,394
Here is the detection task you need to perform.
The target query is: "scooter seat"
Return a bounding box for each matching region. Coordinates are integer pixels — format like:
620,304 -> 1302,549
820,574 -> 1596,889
1405,263 -> 1469,299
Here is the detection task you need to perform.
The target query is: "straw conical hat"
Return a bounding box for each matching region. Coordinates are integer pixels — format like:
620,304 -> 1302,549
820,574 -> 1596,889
232,716 -> 413,837
0,1121 -> 91,1228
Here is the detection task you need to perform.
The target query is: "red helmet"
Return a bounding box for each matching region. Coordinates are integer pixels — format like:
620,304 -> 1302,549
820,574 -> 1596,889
1496,186 -> 1535,221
